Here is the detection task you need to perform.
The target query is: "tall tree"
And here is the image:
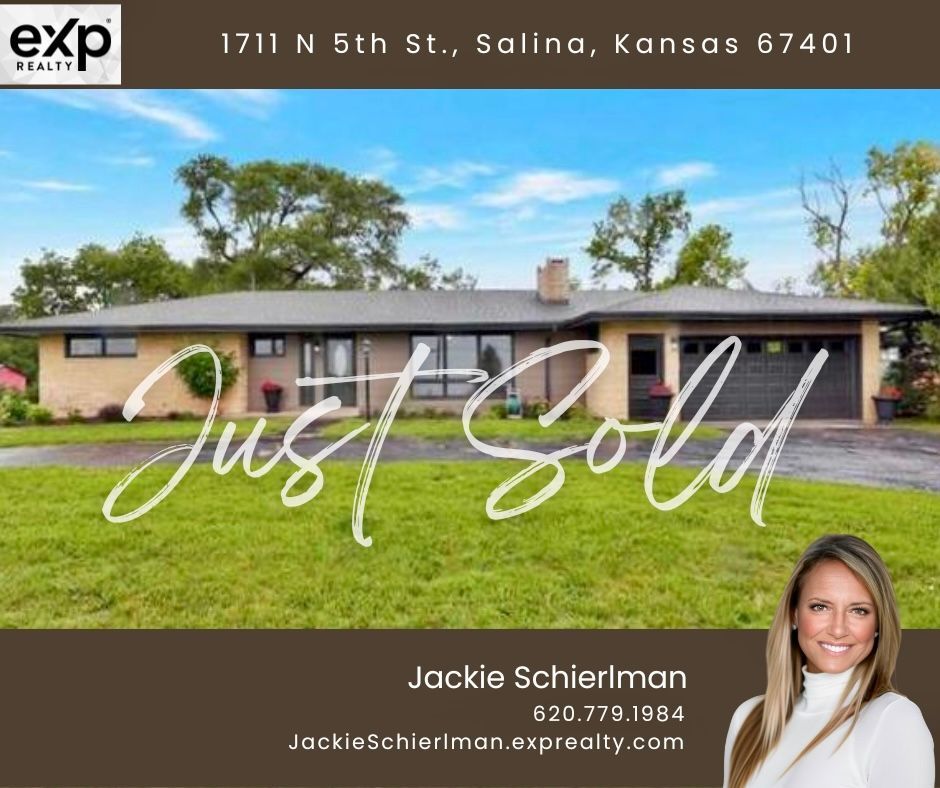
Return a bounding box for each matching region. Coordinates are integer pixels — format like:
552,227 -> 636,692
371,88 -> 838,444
13,237 -> 190,318
12,251 -> 85,318
800,163 -> 859,295
670,224 -> 747,287
392,255 -> 478,290
586,191 -> 691,290
176,155 -> 409,289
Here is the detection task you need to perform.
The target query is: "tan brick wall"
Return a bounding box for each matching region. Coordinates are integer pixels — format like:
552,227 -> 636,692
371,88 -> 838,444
586,321 -> 680,420
513,330 -> 592,405
356,332 -> 410,412
860,319 -> 881,425
246,334 -> 302,412
40,333 -> 249,418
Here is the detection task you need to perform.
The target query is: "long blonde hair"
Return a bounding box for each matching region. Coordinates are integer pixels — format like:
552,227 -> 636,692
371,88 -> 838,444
727,534 -> 900,788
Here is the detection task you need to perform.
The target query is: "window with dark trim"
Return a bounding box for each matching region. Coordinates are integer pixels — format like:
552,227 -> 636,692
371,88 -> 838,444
682,341 -> 699,355
65,334 -> 137,358
410,333 -> 513,398
787,340 -> 804,354
746,340 -> 763,354
250,334 -> 286,357
828,339 -> 846,353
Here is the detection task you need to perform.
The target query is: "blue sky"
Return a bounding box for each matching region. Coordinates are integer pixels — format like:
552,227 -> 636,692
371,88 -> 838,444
0,89 -> 937,300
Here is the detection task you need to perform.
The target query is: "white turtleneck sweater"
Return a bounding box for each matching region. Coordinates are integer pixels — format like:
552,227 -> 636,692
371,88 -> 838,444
723,667 -> 934,787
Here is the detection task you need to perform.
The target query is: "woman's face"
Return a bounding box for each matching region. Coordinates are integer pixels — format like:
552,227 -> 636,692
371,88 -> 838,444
794,559 -> 878,674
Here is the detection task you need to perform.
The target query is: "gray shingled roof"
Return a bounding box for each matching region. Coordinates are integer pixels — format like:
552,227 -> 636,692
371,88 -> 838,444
573,285 -> 932,322
0,286 -> 929,334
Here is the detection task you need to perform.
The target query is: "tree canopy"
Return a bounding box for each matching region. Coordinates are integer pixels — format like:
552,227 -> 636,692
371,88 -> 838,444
176,155 -> 411,289
670,224 -> 747,288
586,191 -> 692,290
13,236 -> 191,319
586,190 -> 747,290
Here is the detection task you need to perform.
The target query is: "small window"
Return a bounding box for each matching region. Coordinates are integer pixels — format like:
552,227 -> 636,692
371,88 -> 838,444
105,336 -> 137,357
66,336 -> 103,357
828,340 -> 846,354
704,341 -> 721,353
251,335 -> 286,357
746,340 -> 762,354
682,341 -> 699,355
787,340 -> 804,354
765,340 -> 784,354
630,349 -> 658,376
808,339 -> 824,353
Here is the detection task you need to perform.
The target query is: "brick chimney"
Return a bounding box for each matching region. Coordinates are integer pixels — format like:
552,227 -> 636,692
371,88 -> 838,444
537,257 -> 570,305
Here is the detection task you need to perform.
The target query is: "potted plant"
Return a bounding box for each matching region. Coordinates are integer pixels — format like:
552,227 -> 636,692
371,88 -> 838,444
872,384 -> 902,424
261,379 -> 284,413
648,380 -> 675,419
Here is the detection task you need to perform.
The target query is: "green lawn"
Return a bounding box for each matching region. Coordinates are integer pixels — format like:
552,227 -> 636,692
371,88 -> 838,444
0,414 -> 723,448
0,415 -> 301,448
0,460 -> 936,628
895,418 -> 940,435
319,415 -> 726,443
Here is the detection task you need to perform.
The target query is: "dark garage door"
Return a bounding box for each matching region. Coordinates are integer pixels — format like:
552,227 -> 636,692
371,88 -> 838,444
679,336 -> 860,420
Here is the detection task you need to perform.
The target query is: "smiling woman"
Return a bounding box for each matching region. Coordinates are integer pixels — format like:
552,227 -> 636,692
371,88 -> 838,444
723,535 -> 934,788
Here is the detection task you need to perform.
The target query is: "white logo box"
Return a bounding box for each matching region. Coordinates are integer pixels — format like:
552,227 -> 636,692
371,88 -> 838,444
0,4 -> 121,85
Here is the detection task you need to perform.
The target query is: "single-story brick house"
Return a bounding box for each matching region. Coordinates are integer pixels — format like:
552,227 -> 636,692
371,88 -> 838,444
0,259 -> 931,424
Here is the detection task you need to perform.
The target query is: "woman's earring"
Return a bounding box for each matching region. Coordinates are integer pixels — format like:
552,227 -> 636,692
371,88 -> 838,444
792,623 -> 798,631
875,631 -> 880,638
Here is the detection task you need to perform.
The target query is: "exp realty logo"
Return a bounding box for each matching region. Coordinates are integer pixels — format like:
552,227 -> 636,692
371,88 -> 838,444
0,5 -> 120,84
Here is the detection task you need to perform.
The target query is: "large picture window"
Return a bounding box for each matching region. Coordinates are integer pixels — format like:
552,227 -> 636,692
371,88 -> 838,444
65,334 -> 137,358
410,333 -> 513,398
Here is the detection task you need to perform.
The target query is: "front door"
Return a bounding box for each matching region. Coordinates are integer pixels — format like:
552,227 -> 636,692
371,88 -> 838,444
323,336 -> 357,407
300,336 -> 316,406
628,334 -> 663,420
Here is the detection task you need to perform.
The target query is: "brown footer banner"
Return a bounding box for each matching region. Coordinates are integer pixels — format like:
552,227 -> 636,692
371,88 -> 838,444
0,629 -> 936,786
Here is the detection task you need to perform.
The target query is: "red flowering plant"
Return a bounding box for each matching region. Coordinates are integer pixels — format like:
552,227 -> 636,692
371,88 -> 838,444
876,385 -> 902,401
260,379 -> 284,394
648,380 -> 675,397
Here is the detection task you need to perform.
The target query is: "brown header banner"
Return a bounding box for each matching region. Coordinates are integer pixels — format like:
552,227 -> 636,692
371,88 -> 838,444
0,629 -> 936,786
5,0 -> 939,88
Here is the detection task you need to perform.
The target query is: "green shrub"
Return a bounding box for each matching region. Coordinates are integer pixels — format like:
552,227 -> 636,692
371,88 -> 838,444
27,404 -> 54,424
561,404 -> 590,421
66,407 -> 85,424
0,391 -> 31,425
97,403 -> 125,423
175,348 -> 239,400
488,403 -> 508,419
523,398 -> 551,419
167,410 -> 199,421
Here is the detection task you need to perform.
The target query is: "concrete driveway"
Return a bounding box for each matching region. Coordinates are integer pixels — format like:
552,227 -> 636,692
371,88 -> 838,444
0,425 -> 938,493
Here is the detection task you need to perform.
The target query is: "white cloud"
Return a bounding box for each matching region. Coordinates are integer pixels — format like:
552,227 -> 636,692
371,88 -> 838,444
475,169 -> 617,208
102,154 -> 155,167
25,90 -> 216,142
692,187 -> 798,220
195,89 -> 282,118
654,161 -> 717,187
0,150 -> 12,158
22,179 -> 93,192
407,203 -> 464,230
408,161 -> 497,193
154,225 -> 203,261
360,146 -> 399,180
